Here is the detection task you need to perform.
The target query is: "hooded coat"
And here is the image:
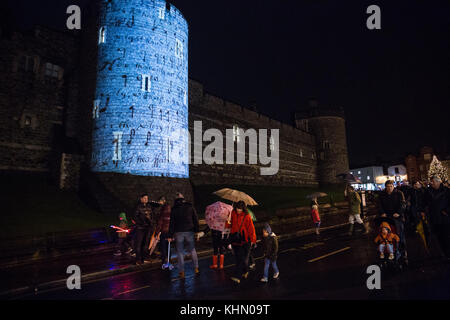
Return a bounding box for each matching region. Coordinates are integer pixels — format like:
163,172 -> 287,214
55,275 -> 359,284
374,222 -> 400,245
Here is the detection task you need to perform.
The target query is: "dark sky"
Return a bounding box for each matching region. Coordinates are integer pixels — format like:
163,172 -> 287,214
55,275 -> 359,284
2,0 -> 450,167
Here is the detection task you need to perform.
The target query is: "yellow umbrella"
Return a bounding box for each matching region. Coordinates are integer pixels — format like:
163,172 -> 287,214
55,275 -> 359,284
213,188 -> 258,206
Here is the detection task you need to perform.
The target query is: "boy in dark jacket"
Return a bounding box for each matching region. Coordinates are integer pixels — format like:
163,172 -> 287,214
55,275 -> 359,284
260,223 -> 279,282
114,212 -> 132,256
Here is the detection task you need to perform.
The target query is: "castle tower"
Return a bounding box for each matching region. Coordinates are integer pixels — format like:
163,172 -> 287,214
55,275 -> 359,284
79,0 -> 193,212
92,0 -> 189,177
295,100 -> 349,185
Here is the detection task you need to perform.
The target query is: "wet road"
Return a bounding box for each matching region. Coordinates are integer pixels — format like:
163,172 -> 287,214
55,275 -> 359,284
18,225 -> 450,300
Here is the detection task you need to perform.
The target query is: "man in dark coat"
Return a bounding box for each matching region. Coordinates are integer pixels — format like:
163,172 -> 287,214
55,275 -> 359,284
424,176 -> 450,258
133,194 -> 160,265
408,180 -> 426,229
168,193 -> 200,278
377,180 -> 407,261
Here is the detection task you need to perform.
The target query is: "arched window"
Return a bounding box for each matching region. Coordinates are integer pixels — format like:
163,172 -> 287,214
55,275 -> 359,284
99,26 -> 106,44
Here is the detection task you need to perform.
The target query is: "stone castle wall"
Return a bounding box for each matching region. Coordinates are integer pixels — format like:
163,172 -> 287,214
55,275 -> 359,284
188,80 -> 319,186
0,26 -> 79,174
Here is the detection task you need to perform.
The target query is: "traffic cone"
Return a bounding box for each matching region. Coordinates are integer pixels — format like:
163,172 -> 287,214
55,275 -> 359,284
210,255 -> 218,269
219,254 -> 224,269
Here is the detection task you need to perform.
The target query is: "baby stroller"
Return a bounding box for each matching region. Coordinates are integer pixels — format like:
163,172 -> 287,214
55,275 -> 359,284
373,217 -> 405,272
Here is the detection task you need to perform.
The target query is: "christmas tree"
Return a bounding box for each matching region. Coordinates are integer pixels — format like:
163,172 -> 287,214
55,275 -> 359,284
428,155 -> 449,182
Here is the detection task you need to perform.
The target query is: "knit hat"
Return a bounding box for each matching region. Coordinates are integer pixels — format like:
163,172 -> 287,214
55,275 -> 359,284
263,223 -> 272,234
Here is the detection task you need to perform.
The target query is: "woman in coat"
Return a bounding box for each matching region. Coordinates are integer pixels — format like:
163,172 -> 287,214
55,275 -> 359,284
228,201 -> 256,284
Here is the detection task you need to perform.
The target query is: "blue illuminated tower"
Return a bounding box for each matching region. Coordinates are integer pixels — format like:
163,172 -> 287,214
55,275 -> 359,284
92,0 -> 189,178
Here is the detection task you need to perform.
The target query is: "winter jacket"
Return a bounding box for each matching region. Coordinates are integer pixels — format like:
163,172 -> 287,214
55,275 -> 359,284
374,222 -> 400,245
133,203 -> 153,230
168,198 -> 199,236
155,203 -> 171,235
409,188 -> 426,212
262,233 -> 278,261
118,220 -> 128,239
348,191 -> 361,215
424,185 -> 450,226
228,210 -> 257,245
377,189 -> 406,220
311,208 -> 320,223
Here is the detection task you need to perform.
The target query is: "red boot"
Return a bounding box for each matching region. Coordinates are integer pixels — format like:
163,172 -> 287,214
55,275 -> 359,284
210,255 -> 218,269
219,254 -> 225,269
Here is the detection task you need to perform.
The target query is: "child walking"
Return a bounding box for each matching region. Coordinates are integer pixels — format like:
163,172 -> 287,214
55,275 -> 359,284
311,204 -> 321,235
260,223 -> 279,282
114,212 -> 132,256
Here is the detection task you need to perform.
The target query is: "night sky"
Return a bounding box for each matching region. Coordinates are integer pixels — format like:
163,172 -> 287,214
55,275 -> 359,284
2,0 -> 449,167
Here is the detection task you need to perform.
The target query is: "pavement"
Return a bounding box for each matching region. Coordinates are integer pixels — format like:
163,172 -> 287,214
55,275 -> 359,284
4,212 -> 450,300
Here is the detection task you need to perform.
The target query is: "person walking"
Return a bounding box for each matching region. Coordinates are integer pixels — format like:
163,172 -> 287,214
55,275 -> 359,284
347,186 -> 368,235
155,196 -> 172,269
133,194 -> 153,265
378,180 -> 407,263
260,223 -> 279,282
408,180 -> 426,230
168,193 -> 200,278
423,176 -> 450,259
311,204 -> 321,235
229,201 -> 256,284
114,212 -> 133,256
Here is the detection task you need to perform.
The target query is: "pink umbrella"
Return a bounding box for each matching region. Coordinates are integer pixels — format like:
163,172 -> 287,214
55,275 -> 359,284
205,201 -> 233,232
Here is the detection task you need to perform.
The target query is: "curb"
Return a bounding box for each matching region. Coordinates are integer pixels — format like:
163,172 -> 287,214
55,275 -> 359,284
1,216 -> 376,299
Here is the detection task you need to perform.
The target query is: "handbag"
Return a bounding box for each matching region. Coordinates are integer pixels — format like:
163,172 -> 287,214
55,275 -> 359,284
229,214 -> 246,244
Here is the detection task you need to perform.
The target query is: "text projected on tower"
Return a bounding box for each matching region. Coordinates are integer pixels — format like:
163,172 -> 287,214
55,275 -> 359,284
91,0 -> 189,178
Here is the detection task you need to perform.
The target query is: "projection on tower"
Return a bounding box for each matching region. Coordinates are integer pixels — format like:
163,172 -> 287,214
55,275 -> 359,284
91,0 -> 189,178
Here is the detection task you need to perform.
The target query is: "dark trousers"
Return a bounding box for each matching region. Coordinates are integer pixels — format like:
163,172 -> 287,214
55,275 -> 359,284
232,242 -> 251,278
393,219 -> 407,257
135,227 -> 150,262
159,232 -> 170,263
118,237 -> 131,253
212,230 -> 225,255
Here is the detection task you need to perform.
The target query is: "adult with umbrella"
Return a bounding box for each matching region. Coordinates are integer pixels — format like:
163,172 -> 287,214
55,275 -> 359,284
213,188 -> 259,271
347,185 -> 369,235
198,201 -> 233,270
228,200 -> 256,284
